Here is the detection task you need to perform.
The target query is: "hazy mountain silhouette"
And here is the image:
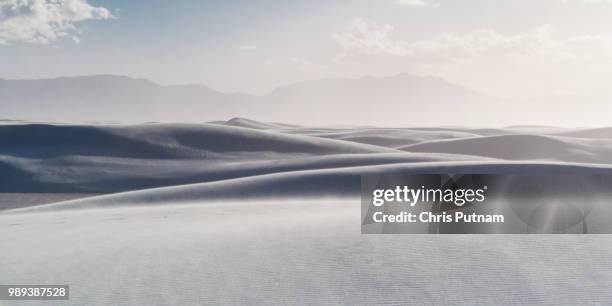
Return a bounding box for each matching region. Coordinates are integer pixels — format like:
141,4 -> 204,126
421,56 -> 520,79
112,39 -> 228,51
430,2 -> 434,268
0,75 -> 256,122
1,73 -> 606,126
0,73 -> 492,124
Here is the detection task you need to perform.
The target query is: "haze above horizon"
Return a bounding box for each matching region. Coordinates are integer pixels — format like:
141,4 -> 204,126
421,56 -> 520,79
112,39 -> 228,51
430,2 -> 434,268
2,0 -> 612,99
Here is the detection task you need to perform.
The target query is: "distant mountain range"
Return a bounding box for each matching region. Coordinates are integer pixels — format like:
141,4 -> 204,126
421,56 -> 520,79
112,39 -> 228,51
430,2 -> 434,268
0,74 -> 607,126
0,75 -> 248,123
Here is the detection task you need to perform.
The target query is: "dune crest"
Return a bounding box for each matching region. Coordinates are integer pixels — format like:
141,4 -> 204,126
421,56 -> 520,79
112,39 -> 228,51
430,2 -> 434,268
3,119 -> 612,211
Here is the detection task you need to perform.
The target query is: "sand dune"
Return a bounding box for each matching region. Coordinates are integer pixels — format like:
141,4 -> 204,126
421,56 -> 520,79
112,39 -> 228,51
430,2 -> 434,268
216,117 -> 299,130
10,161 -> 612,213
0,152 -> 493,193
554,127 -> 612,139
0,123 -> 393,159
4,119 -> 612,305
4,200 -> 612,305
293,128 -> 480,148
401,134 -> 612,163
4,120 -> 612,196
3,199 -> 612,305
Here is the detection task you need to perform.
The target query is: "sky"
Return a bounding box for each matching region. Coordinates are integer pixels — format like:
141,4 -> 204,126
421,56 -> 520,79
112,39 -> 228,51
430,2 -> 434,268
2,0 -> 612,98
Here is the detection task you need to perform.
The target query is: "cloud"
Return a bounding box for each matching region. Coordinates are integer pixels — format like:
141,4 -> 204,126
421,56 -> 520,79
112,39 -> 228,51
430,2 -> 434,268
289,57 -> 327,71
396,0 -> 439,7
559,0 -> 612,5
333,18 -> 612,62
410,25 -> 612,62
0,0 -> 114,45
563,0 -> 612,4
239,44 -> 257,51
332,17 -> 409,56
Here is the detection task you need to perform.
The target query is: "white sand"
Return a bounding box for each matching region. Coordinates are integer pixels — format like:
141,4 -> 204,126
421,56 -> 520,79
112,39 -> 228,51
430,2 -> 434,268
3,120 -> 612,305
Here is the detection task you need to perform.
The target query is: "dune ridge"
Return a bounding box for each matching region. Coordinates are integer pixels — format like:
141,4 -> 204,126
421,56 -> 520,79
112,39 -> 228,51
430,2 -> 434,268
5,119 -> 612,305
10,160 -> 612,213
3,119 -> 612,210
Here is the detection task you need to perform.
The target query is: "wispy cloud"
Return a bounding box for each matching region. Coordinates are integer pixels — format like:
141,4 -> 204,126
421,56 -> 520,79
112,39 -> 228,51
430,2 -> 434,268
332,17 -> 409,56
333,17 -> 612,62
0,0 -> 114,45
239,44 -> 257,51
289,57 -> 327,71
562,0 -> 612,4
396,0 -> 439,8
